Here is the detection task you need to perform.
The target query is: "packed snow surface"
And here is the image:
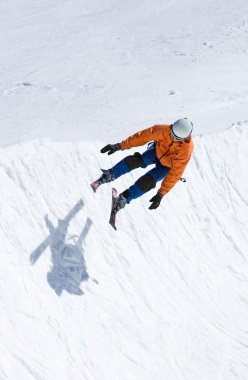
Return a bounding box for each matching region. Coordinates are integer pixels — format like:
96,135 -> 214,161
1,0 -> 248,145
1,0 -> 248,379
1,123 -> 248,380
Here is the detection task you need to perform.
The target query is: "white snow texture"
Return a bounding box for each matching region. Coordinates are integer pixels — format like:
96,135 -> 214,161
0,1 -> 248,380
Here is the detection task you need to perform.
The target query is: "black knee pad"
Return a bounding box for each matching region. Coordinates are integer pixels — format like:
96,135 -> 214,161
124,152 -> 145,170
136,174 -> 156,193
121,189 -> 131,199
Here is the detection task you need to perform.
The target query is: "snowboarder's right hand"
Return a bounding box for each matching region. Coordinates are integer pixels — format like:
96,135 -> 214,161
149,193 -> 163,210
101,144 -> 120,155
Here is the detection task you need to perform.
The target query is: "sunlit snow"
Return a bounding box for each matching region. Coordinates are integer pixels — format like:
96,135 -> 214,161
1,1 -> 248,379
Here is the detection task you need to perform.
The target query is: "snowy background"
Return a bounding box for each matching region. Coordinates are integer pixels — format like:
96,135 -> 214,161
1,0 -> 248,379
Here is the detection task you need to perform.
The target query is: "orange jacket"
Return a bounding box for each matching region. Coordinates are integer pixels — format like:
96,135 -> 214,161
119,124 -> 194,196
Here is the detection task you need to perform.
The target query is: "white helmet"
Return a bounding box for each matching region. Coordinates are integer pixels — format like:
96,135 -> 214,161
171,118 -> 193,141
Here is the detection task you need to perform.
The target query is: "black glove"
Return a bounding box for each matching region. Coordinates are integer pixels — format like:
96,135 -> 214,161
149,193 -> 163,210
101,143 -> 120,155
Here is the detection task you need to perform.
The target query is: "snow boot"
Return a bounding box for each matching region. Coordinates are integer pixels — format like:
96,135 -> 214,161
91,169 -> 114,192
99,168 -> 114,184
113,192 -> 127,213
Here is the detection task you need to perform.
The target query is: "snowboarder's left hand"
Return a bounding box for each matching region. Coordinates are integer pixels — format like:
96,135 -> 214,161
149,193 -> 163,210
101,144 -> 120,155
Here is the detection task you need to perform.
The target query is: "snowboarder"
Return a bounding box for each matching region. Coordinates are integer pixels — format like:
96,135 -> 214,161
92,118 -> 194,214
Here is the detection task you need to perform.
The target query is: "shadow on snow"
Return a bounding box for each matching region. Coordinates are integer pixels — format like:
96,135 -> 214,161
30,199 -> 93,296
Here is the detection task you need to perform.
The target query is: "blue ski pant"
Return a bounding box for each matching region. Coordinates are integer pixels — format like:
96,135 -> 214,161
111,144 -> 170,203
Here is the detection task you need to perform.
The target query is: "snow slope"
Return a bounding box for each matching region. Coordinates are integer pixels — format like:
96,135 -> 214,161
1,0 -> 248,145
1,0 -> 248,379
0,122 -> 248,380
